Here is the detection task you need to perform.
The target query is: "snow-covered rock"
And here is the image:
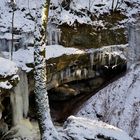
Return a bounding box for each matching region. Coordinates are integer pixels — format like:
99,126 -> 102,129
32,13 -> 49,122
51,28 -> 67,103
77,62 -> 140,139
62,116 -> 132,140
0,57 -> 18,77
3,45 -> 84,72
0,57 -> 19,89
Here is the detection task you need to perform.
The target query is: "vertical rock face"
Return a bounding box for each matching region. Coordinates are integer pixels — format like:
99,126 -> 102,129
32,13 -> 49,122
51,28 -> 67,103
128,20 -> 140,66
10,69 -> 29,125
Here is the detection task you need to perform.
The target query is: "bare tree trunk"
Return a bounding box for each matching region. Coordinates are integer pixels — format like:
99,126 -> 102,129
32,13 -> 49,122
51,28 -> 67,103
111,0 -> 115,11
34,0 -> 60,139
114,0 -> 119,11
10,0 -> 16,60
11,10 -> 14,60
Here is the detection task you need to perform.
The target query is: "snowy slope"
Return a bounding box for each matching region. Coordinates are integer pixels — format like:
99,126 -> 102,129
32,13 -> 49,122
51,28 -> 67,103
0,0 -> 140,32
77,62 -> 140,139
50,0 -> 140,26
2,116 -> 133,140
61,116 -> 132,140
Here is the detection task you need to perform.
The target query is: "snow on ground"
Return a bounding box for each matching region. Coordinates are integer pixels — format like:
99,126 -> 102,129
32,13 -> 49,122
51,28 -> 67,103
2,116 -> 132,140
77,62 -> 140,139
61,116 -> 132,140
2,45 -> 85,72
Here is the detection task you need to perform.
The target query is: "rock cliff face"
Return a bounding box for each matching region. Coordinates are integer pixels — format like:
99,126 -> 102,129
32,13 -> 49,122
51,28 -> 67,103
77,21 -> 140,139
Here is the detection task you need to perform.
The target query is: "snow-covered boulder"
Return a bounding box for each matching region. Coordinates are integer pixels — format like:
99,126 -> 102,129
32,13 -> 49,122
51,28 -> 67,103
62,116 -> 132,140
77,62 -> 140,139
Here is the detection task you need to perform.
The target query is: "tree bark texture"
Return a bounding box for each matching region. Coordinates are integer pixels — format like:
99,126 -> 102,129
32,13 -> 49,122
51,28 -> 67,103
34,0 -> 60,139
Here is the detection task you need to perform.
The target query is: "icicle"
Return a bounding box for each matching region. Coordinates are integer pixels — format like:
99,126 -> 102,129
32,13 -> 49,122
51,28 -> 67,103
101,51 -> 106,65
21,70 -> 29,117
108,48 -> 112,66
72,71 -> 75,77
65,68 -> 71,78
47,24 -> 61,45
54,30 -> 58,44
99,50 -> 102,63
90,53 -> 94,68
112,55 -> 118,69
9,40 -> 12,59
3,39 -> 7,51
0,39 -> 1,51
50,30 -> 53,45
68,68 -> 71,77
0,38 -> 6,51
58,29 -> 61,43
48,29 -> 52,45
76,69 -> 81,78
83,68 -> 88,77
60,71 -> 64,81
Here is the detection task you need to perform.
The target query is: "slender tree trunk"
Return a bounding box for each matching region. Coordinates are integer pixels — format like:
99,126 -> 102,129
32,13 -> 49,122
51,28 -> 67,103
11,10 -> 14,60
114,0 -> 119,11
34,0 -> 60,139
111,0 -> 115,11
10,0 -> 16,60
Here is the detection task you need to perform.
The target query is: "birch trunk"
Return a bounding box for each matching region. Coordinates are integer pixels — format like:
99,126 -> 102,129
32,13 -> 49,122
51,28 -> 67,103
34,0 -> 60,139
